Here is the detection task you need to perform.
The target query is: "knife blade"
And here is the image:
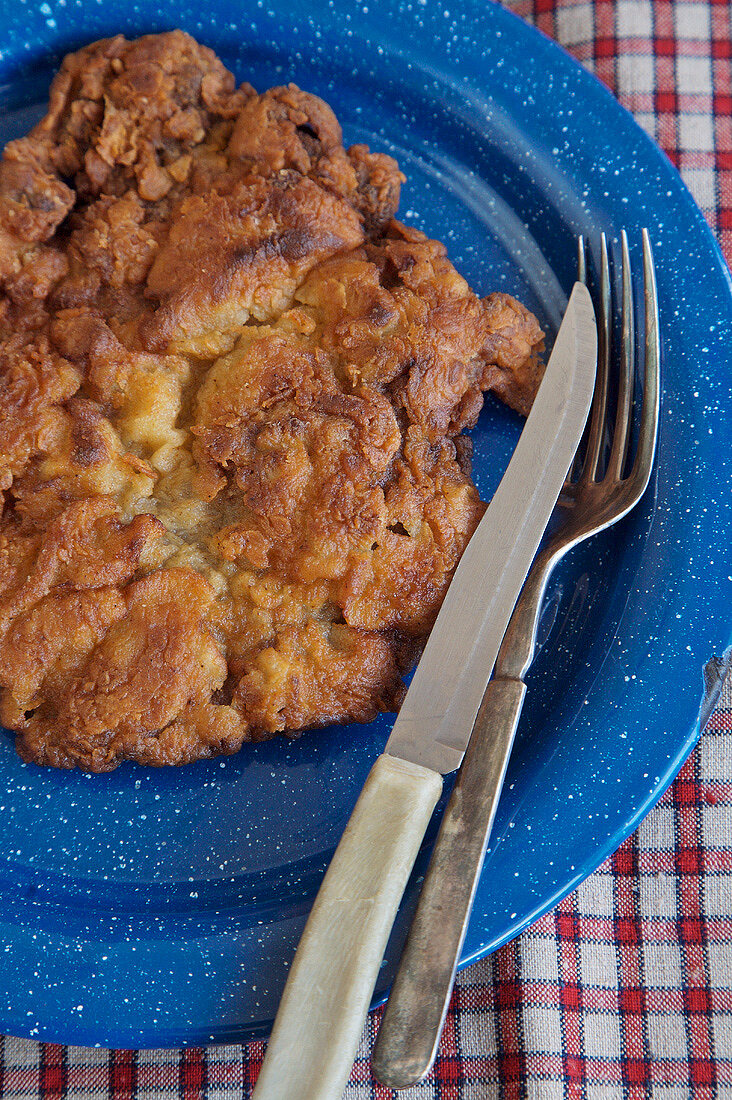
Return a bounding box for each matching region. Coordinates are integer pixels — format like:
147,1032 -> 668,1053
386,281 -> 597,774
251,282 -> 597,1100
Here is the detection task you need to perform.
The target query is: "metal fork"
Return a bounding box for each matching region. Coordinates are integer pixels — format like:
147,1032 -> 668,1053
372,230 -> 660,1090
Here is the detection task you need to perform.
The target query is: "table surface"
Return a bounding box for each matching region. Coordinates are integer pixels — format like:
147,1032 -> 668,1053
1,1 -> 730,1097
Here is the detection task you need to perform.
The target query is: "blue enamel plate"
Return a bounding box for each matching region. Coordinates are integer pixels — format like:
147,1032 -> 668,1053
0,0 -> 730,1048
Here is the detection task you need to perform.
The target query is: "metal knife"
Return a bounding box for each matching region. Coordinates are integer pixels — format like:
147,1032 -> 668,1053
251,282 -> 597,1100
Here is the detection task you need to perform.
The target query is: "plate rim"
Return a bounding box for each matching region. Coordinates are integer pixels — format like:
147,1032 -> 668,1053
0,0 -> 730,1048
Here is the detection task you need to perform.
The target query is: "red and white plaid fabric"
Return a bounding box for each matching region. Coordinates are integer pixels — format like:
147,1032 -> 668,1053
1,2 -> 730,1096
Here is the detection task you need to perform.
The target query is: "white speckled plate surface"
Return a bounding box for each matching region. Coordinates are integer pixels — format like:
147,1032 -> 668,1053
0,0 -> 730,1047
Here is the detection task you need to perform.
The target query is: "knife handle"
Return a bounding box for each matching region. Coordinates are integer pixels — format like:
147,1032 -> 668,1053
252,752 -> 443,1100
372,677 -> 526,1090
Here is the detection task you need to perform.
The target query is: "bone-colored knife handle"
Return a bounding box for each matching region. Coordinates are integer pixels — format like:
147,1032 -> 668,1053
372,677 -> 526,1089
252,752 -> 443,1100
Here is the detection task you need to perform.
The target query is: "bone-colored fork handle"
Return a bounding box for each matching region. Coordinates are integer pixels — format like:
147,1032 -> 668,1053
372,677 -> 526,1089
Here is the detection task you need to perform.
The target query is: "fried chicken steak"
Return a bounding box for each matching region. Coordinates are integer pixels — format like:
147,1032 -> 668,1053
0,31 -> 544,770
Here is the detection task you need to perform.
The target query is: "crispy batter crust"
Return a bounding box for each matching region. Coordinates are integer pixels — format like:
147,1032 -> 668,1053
0,32 -> 544,770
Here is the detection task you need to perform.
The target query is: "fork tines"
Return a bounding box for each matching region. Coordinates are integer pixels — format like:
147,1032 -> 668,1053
573,230 -> 660,511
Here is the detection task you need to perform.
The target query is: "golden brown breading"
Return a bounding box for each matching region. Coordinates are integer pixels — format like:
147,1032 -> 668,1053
0,32 -> 544,770
233,620 -> 410,739
140,174 -> 365,354
0,332 -> 80,489
15,569 -> 233,770
0,587 -> 127,730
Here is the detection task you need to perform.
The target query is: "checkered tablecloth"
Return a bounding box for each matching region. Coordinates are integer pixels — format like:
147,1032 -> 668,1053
1,1 -> 730,1097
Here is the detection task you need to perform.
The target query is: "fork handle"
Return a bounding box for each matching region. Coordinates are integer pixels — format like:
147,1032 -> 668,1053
372,677 -> 526,1090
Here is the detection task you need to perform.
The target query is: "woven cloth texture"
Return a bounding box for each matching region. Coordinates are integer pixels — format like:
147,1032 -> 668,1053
2,1 -> 731,1097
